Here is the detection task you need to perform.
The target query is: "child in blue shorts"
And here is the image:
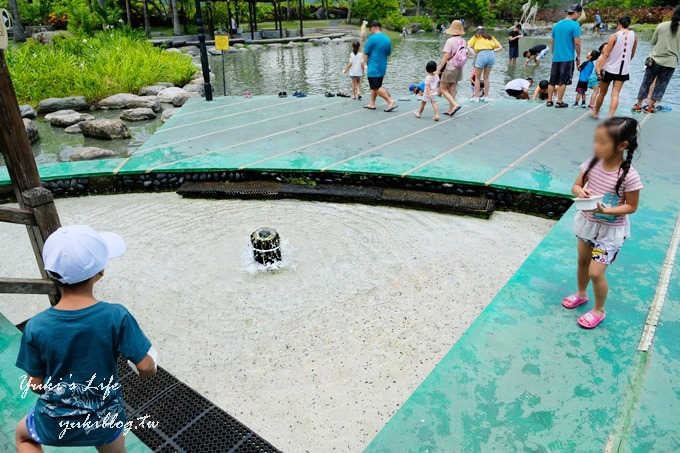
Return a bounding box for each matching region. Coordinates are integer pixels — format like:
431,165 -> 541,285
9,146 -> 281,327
575,50 -> 600,108
15,225 -> 157,453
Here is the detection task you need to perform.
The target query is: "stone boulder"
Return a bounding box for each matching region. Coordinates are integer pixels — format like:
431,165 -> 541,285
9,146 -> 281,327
160,108 -> 177,123
20,105 -> 37,119
23,119 -> 40,144
172,92 -> 199,107
79,119 -> 131,140
155,82 -> 175,87
139,85 -> 167,96
178,45 -> 199,56
37,96 -> 90,114
44,110 -> 95,127
69,147 -> 119,161
64,124 -> 83,134
98,93 -> 161,112
120,108 -> 157,121
165,48 -> 182,53
183,84 -> 205,96
32,30 -> 73,44
157,87 -> 187,103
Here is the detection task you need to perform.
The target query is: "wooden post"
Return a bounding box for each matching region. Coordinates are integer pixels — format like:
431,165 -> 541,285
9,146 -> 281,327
0,49 -> 62,304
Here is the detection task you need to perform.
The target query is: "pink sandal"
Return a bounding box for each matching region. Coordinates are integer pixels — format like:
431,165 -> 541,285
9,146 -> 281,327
577,311 -> 606,329
562,294 -> 588,309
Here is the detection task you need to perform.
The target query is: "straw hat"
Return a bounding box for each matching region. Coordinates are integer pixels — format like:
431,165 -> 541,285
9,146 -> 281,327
446,20 -> 465,36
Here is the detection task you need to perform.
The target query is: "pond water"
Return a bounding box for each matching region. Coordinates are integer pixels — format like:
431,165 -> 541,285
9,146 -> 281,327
8,30 -> 680,165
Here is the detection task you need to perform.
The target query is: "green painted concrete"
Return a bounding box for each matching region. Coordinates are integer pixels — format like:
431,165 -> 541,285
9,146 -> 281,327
1,96 -> 678,451
0,312 -> 151,452
366,112 -> 680,452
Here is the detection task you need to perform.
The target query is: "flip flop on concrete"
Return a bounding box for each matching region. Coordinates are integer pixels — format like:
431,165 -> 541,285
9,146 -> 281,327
445,105 -> 462,116
577,310 -> 606,329
363,105 -> 377,110
384,104 -> 399,112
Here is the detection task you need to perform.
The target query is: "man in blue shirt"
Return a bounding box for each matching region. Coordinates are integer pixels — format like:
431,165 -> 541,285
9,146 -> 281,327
594,11 -> 602,34
547,4 -> 582,108
363,21 -> 398,112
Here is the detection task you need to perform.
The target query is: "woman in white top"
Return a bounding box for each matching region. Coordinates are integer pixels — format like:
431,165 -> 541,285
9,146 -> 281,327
343,41 -> 365,100
592,16 -> 638,119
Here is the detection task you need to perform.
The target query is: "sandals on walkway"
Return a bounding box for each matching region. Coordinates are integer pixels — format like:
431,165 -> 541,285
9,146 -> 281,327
577,310 -> 606,329
562,294 -> 588,309
555,102 -> 569,109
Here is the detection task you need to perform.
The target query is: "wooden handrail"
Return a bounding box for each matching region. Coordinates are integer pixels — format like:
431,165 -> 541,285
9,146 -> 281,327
0,277 -> 58,295
0,205 -> 35,225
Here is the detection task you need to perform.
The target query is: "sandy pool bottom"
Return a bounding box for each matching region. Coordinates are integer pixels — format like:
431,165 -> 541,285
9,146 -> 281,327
0,193 -> 554,452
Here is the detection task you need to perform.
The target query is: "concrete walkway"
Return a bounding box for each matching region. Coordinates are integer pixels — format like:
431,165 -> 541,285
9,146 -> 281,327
1,96 -> 678,451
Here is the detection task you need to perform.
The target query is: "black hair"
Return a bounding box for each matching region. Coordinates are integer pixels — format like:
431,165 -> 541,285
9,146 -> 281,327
514,23 -> 522,29
523,50 -> 530,58
598,42 -> 607,52
476,28 -> 493,40
539,79 -> 549,89
352,40 -> 360,54
672,5 -> 680,35
47,271 -> 92,289
579,50 -> 600,70
371,21 -> 381,29
526,77 -> 533,83
583,117 -> 640,197
618,16 -> 631,29
426,60 -> 437,73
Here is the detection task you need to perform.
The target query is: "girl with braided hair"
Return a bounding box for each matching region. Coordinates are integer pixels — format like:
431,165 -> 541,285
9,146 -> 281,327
562,117 -> 643,329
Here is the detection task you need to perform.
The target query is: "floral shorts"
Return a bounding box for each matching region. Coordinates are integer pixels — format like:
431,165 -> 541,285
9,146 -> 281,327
579,237 -> 621,265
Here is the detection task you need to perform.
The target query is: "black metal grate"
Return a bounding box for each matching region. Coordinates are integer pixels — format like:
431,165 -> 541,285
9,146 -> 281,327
177,181 -> 494,217
114,358 -> 281,453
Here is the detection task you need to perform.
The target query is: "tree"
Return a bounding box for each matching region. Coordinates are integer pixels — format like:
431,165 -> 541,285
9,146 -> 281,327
171,0 -> 181,34
352,0 -> 399,20
7,0 -> 26,42
431,0 -> 489,23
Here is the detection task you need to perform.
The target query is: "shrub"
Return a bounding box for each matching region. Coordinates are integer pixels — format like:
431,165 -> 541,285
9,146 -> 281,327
410,14 -> 434,32
6,29 -> 196,105
352,0 -> 399,22
382,11 -> 408,31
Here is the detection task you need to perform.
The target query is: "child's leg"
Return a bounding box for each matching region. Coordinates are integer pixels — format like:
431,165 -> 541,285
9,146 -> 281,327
96,432 -> 126,453
431,100 -> 440,120
15,417 -> 42,453
415,101 -> 425,117
589,261 -> 609,315
589,86 -> 599,107
576,239 -> 592,297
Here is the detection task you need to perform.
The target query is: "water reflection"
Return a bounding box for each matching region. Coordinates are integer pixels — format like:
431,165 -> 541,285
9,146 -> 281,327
213,32 -> 679,108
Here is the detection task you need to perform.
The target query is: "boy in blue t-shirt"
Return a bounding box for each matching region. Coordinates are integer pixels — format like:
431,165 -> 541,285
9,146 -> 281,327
574,49 -> 600,108
15,225 -> 157,452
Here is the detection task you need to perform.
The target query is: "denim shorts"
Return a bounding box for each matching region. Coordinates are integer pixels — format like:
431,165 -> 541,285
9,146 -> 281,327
475,50 -> 496,68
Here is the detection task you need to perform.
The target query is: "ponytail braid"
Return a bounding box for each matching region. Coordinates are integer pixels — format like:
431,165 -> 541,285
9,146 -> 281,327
615,144 -> 635,196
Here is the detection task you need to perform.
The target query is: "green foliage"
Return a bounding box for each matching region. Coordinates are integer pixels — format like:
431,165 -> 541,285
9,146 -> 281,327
352,0 -> 399,22
409,15 -> 434,31
431,0 -> 489,23
382,11 -> 408,31
6,29 -> 196,105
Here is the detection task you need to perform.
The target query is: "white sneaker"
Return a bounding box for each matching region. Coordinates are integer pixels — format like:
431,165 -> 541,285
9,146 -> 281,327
480,96 -> 489,102
470,97 -> 480,103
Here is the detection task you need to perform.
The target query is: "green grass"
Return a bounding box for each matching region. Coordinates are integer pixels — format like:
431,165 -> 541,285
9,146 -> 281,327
5,30 -> 196,106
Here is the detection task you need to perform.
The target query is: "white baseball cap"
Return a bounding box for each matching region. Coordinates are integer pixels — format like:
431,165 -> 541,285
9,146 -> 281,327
42,225 -> 126,285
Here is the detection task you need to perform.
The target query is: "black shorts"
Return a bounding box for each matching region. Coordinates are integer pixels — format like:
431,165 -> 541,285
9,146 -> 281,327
575,81 -> 588,93
549,61 -> 575,86
505,88 -> 523,98
509,47 -> 519,59
601,71 -> 630,83
367,77 -> 384,90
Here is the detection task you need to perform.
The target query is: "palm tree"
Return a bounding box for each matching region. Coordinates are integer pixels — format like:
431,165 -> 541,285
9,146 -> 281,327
7,0 -> 26,42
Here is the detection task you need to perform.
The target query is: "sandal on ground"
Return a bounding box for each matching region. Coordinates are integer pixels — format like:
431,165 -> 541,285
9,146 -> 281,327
643,105 -> 655,114
336,92 -> 351,98
278,91 -> 287,98
363,105 -> 376,110
555,102 -> 569,108
577,310 -> 606,329
562,294 -> 588,309
546,101 -> 554,107
445,105 -> 462,116
631,104 -> 642,113
384,104 -> 398,112
325,92 -> 335,97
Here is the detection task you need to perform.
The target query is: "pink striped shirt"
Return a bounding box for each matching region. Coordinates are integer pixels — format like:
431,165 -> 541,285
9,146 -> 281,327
580,159 -> 643,226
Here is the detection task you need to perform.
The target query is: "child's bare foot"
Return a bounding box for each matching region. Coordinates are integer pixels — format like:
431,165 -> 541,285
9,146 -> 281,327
433,115 -> 440,121
414,111 -> 421,118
